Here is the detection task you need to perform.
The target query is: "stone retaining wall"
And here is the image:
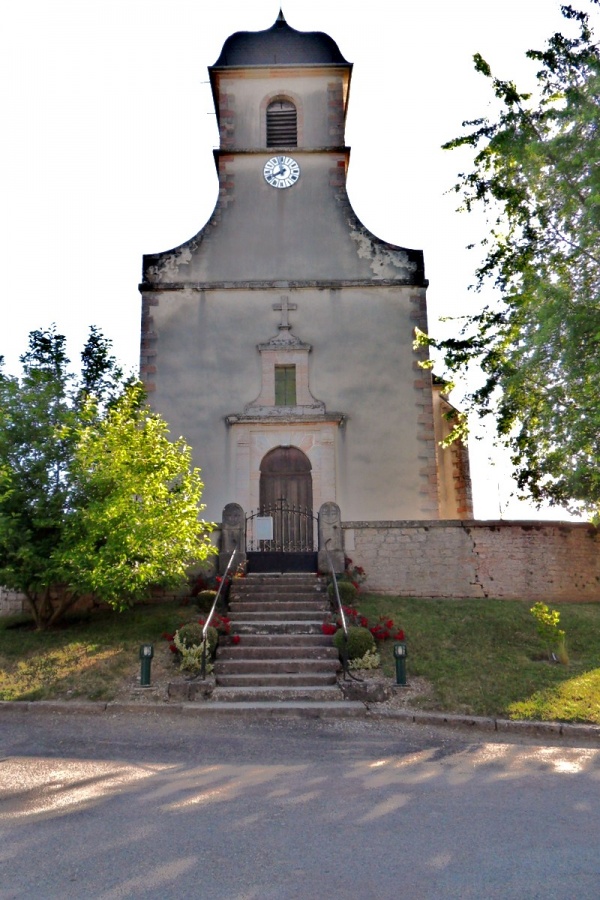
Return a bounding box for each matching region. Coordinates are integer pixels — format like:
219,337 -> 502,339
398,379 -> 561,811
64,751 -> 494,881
343,520 -> 600,602
3,520 -> 599,614
0,587 -> 26,617
0,585 -> 191,618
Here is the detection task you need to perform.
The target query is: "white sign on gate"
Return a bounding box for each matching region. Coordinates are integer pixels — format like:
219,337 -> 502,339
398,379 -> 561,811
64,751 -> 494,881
255,516 -> 274,540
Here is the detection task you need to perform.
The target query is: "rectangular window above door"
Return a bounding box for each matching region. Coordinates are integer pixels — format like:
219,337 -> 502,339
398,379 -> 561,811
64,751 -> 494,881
275,365 -> 297,405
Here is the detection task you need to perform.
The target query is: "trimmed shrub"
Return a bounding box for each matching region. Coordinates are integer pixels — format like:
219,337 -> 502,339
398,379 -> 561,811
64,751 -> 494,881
195,589 -> 217,612
333,625 -> 375,660
327,580 -> 358,604
176,622 -> 218,654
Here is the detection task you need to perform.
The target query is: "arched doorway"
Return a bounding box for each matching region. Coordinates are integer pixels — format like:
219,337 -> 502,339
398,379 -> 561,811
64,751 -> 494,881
259,446 -> 313,513
246,447 -> 317,571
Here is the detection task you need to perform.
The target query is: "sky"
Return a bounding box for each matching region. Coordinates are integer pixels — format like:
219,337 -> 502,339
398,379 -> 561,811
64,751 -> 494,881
2,0 -> 597,521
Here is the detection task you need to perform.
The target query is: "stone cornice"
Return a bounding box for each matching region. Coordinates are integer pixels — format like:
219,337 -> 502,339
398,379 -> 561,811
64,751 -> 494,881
341,519 -> 595,531
139,279 -> 428,292
214,146 -> 349,155
226,412 -> 347,426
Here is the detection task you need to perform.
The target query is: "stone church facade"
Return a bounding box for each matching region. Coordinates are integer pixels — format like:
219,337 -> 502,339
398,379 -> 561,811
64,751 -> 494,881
139,12 -> 472,566
4,14 -> 600,618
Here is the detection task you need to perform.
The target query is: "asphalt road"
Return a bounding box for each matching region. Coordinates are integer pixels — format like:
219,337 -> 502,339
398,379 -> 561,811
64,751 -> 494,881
1,709 -> 599,899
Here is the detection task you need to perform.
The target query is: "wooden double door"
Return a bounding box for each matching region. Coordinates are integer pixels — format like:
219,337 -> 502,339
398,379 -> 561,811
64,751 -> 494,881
257,447 -> 315,553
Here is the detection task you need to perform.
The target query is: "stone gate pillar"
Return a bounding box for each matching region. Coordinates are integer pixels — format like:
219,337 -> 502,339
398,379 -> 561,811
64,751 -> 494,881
220,503 -> 246,574
318,501 -> 344,574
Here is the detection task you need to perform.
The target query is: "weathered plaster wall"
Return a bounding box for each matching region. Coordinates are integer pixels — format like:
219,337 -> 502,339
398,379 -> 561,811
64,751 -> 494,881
343,520 -> 600,602
142,284 -> 436,522
141,57 -> 437,524
215,68 -> 348,149
143,154 -> 421,285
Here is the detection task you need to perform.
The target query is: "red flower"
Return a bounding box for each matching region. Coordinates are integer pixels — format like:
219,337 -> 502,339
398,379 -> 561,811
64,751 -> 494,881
218,615 -> 231,635
359,616 -> 369,628
322,623 -> 337,635
232,634 -> 241,644
162,632 -> 174,642
169,643 -> 178,654
395,630 -> 405,641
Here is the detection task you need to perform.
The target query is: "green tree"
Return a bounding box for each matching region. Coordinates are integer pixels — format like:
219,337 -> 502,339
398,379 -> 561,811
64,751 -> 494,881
421,3 -> 600,517
0,328 -> 213,628
59,382 -> 212,612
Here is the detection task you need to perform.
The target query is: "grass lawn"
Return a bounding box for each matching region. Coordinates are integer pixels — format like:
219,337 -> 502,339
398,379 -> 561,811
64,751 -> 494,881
0,602 -> 197,703
358,594 -> 600,724
1,594 -> 599,724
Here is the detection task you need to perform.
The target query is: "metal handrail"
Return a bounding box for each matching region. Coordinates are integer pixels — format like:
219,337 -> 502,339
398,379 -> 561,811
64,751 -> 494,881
199,544 -> 237,680
324,539 -> 361,683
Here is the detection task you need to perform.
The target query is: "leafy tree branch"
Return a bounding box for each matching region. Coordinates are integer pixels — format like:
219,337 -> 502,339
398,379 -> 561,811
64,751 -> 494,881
422,1 -> 600,518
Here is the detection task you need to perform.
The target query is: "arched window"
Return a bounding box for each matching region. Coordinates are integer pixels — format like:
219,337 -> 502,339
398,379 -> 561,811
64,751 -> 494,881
266,99 -> 297,147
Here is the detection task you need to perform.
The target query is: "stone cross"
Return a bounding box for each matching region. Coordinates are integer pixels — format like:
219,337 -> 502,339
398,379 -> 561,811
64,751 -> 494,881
273,296 -> 297,329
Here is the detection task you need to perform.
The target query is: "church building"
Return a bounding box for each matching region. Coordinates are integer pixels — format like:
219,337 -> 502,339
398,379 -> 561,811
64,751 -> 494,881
139,12 -> 472,570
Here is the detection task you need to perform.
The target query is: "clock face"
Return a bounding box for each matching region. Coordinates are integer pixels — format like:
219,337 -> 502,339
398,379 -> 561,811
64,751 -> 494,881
263,155 -> 300,189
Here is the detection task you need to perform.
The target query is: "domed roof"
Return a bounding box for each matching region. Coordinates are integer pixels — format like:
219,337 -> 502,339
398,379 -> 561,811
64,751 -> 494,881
212,10 -> 350,67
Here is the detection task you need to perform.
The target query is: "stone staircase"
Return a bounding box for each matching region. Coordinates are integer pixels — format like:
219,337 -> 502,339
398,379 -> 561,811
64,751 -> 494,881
212,573 -> 346,703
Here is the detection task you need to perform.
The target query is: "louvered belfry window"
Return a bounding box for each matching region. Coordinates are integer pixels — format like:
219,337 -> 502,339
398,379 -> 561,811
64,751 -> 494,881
267,100 -> 297,147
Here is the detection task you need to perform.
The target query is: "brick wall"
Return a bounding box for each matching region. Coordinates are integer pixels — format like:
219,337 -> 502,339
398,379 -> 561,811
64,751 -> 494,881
343,519 -> 600,602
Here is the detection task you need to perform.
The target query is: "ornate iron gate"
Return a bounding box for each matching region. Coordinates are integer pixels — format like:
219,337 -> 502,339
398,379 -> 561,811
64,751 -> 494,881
246,501 -> 317,553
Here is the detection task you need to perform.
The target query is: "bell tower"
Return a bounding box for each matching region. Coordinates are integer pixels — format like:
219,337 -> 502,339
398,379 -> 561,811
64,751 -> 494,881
139,12 -> 468,527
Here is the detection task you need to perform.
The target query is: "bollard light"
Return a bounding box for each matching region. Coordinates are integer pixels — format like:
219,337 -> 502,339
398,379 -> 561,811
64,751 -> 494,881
139,643 -> 154,686
393,641 -> 407,687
